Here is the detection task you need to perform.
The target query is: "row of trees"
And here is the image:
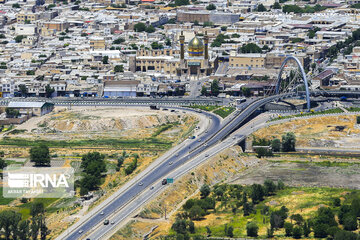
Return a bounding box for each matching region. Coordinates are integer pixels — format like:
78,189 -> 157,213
253,132 -> 296,157
0,202 -> 49,240
133,22 -> 156,33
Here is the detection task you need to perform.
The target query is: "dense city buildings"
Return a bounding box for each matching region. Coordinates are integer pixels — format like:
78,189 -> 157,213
0,0 -> 360,99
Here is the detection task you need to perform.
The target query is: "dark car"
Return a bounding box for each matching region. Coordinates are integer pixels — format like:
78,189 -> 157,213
162,179 -> 167,185
104,220 -> 109,225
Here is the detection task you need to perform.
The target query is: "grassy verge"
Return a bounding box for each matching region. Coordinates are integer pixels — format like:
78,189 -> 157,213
270,108 -> 344,121
188,105 -> 220,111
213,107 -> 235,118
346,107 -> 360,112
0,138 -> 173,150
151,122 -> 179,137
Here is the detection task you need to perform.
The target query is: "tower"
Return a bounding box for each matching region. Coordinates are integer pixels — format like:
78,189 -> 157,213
180,31 -> 185,65
204,31 -> 209,61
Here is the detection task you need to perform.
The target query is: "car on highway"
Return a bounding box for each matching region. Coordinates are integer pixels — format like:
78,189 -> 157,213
78,230 -> 83,234
205,154 -> 209,157
111,221 -> 115,225
100,211 -> 104,215
150,186 -> 154,190
162,179 -> 167,185
138,182 -> 143,186
198,139 -> 201,142
175,153 -> 179,156
104,220 -> 109,225
169,161 -> 173,165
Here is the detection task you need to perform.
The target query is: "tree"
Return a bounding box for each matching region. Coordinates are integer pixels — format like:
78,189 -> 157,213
250,184 -> 265,203
246,222 -> 258,237
151,42 -> 163,50
284,222 -> 293,236
165,38 -> 171,46
174,0 -> 189,6
203,21 -> 213,27
343,214 -> 358,231
172,218 -> 187,234
256,147 -> 272,158
210,80 -> 220,96
242,87 -> 251,97
145,25 -> 155,33
256,3 -> 267,12
206,3 -> 216,10
313,223 -> 328,238
188,205 -> 205,220
45,84 -> 55,98
264,179 -> 276,195
26,70 -> 35,75
15,35 -> 25,43
113,37 -> 125,44
200,184 -> 210,199
114,65 -> 124,72
292,226 -> 303,239
102,56 -> 109,64
134,22 -> 146,32
334,230 -> 359,240
201,86 -> 207,96
282,132 -> 296,152
303,220 -> 311,237
243,202 -> 254,216
5,108 -> 20,118
272,2 -> 281,9
12,3 -> 20,8
226,226 -> 233,237
221,26 -> 227,31
333,197 -> 341,207
18,220 -> 30,240
267,227 -> 274,238
277,179 -> 285,190
29,145 -> 51,166
351,198 -> 360,217
188,220 -> 195,233
240,43 -> 262,53
18,84 -> 28,97
290,214 -> 304,225
271,138 -> 281,152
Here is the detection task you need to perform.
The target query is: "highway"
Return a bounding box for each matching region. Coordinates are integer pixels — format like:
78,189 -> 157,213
57,93 -> 287,240
0,96 -> 224,106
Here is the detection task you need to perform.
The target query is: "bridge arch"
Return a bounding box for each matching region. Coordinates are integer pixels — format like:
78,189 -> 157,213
275,56 -> 311,111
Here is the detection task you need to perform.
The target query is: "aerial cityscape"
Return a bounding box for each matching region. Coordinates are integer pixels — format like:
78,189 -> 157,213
1,0 -> 360,239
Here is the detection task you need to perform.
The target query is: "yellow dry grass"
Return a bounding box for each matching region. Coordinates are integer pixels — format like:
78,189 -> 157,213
253,115 -> 360,147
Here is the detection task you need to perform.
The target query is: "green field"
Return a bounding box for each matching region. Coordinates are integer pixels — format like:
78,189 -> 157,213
213,107 -> 235,118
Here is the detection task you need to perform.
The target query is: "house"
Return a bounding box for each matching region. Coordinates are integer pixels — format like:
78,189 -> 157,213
7,101 -> 54,116
103,81 -> 140,97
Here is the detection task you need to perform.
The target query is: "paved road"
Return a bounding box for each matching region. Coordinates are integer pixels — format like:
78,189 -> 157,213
59,108 -> 222,240
85,113 -> 274,240
59,94 -> 287,240
0,96 -> 224,106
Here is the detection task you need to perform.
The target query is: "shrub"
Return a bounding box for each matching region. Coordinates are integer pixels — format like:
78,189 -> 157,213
246,222 -> 258,237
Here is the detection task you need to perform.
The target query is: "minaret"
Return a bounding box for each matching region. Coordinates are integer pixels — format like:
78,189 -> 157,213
204,31 -> 209,61
180,31 -> 185,66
